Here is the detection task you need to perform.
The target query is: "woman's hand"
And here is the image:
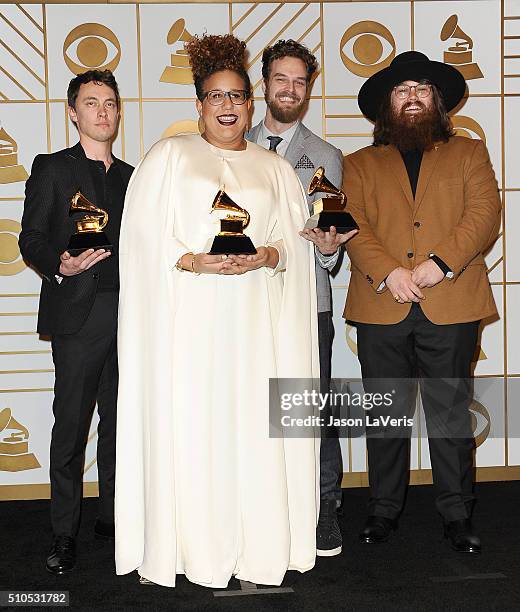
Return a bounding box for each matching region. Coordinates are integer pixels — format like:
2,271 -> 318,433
178,252 -> 229,274
220,246 -> 278,275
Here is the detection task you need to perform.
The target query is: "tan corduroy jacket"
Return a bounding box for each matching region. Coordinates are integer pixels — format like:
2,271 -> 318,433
343,136 -> 501,325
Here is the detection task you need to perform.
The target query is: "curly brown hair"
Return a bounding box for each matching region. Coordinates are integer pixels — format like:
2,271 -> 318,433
261,40 -> 318,83
185,34 -> 251,101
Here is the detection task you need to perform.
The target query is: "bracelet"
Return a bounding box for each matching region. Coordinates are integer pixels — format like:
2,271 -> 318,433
175,252 -> 194,273
190,254 -> 200,275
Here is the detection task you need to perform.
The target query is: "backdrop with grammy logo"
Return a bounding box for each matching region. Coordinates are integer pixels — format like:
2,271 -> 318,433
0,0 -> 518,500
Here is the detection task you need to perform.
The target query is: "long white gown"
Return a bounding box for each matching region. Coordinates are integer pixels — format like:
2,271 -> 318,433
115,134 -> 320,588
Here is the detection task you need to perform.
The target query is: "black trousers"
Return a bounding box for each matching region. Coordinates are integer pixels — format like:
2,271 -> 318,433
355,303 -> 479,522
318,311 -> 342,504
50,291 -> 118,537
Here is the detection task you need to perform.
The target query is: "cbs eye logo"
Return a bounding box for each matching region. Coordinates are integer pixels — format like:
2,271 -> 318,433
0,219 -> 26,276
340,21 -> 396,78
63,23 -> 121,74
469,399 -> 491,448
452,116 -> 486,143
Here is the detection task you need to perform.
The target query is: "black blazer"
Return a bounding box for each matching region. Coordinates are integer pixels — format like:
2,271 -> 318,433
19,142 -> 134,335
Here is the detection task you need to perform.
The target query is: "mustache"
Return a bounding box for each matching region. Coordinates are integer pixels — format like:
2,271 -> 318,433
401,101 -> 426,112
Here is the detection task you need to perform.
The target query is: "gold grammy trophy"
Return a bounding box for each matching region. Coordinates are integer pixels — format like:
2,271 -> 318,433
208,189 -> 257,255
305,167 -> 358,233
67,191 -> 112,255
440,14 -> 483,80
0,408 -> 40,472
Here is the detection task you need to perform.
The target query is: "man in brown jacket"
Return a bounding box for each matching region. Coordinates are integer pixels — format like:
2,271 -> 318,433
343,51 -> 501,553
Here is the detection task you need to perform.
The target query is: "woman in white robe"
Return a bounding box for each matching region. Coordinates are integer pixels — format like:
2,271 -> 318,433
115,34 -> 319,589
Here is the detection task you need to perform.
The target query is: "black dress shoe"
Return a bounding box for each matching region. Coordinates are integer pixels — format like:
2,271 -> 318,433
46,536 -> 75,575
444,518 -> 481,554
94,519 -> 115,540
359,515 -> 397,544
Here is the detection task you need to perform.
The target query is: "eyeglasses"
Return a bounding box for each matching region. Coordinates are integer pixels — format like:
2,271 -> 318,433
393,84 -> 432,99
202,90 -> 249,106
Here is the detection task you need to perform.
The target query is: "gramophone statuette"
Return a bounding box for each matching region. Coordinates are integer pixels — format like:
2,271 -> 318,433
67,191 -> 112,255
305,167 -> 358,234
208,188 -> 257,255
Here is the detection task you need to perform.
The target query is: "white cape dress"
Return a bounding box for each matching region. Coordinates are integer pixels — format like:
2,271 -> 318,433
115,134 -> 320,588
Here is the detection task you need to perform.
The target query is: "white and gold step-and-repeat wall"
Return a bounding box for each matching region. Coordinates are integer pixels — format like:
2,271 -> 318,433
1,0 -> 519,499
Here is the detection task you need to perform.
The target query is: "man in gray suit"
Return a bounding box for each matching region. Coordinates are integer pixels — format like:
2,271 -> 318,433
247,39 -> 357,557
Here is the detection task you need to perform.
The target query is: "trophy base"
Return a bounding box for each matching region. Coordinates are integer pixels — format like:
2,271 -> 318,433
305,211 -> 359,233
209,235 -> 257,255
67,231 -> 113,256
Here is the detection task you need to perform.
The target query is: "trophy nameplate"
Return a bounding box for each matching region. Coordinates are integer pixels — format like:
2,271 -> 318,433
208,189 -> 257,255
305,167 -> 358,234
67,191 -> 112,256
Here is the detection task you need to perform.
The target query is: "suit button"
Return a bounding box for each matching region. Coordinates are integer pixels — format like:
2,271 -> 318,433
93,273 -> 98,279
414,221 -> 421,228
407,252 -> 413,258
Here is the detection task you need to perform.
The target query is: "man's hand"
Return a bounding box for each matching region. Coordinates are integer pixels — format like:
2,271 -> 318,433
411,259 -> 445,289
221,246 -> 278,275
299,226 -> 358,254
386,267 -> 425,303
59,249 -> 111,276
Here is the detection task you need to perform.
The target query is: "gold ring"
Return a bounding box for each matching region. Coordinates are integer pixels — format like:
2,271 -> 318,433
394,295 -> 400,302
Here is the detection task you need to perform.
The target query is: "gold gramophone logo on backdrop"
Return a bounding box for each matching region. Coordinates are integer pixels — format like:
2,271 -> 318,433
451,116 -> 486,143
63,23 -> 121,74
0,219 -> 26,276
0,126 -> 29,184
440,15 -> 483,80
340,21 -> 396,77
0,408 -> 40,472
160,19 -> 194,85
162,119 -> 200,139
474,346 -> 488,362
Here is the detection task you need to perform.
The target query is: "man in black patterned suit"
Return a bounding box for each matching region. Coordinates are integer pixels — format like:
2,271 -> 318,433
247,40 -> 357,557
19,70 -> 134,575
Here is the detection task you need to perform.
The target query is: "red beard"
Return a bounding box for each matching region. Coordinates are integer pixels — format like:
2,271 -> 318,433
386,101 -> 441,151
265,90 -> 306,124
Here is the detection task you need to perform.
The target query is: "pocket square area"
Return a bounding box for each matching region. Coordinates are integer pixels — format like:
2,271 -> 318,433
295,155 -> 315,169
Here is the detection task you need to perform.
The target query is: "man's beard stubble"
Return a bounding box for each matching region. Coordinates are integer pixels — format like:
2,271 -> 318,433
265,90 -> 306,124
386,101 -> 442,152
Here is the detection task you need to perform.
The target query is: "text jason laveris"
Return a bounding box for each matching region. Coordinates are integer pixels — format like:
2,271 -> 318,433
280,415 -> 414,428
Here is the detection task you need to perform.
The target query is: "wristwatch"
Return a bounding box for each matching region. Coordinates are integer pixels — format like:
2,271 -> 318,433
429,253 -> 454,279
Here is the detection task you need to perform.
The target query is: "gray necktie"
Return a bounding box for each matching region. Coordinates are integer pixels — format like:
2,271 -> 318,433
267,136 -> 283,152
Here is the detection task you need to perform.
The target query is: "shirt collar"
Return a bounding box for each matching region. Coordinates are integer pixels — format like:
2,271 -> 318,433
261,120 -> 300,147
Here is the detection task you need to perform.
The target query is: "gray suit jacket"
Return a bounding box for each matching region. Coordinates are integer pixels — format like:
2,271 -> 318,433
246,121 -> 343,312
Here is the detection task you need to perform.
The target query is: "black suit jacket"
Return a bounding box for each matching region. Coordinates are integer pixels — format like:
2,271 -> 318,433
19,142 -> 134,335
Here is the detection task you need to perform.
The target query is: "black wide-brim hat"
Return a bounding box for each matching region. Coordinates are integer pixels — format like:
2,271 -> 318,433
358,51 -> 466,122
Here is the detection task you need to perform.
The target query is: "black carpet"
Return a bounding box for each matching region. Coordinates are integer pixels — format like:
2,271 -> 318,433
1,482 -> 520,612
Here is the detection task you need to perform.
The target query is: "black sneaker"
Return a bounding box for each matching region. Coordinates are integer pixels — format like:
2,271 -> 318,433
316,499 -> 342,557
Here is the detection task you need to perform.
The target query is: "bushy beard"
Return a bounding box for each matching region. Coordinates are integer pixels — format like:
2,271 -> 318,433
265,89 -> 306,124
386,101 -> 442,151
